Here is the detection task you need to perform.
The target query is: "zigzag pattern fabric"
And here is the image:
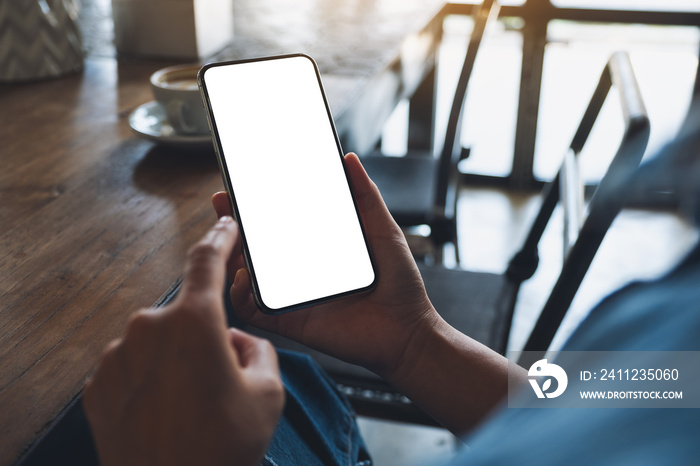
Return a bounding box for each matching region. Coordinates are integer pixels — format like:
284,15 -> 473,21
0,0 -> 83,82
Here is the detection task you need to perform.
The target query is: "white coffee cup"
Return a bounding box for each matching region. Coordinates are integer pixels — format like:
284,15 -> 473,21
150,64 -> 209,135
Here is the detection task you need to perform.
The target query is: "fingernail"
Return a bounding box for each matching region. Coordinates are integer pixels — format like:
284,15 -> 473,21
218,216 -> 233,224
233,268 -> 244,286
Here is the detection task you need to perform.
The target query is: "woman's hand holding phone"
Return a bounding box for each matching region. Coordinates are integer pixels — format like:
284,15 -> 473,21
212,153 -> 442,380
201,55 -> 377,312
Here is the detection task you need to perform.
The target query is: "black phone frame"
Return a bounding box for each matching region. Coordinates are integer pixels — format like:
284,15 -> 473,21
198,53 -> 378,314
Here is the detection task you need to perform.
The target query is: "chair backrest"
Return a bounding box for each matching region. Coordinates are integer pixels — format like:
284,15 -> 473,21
435,0 -> 500,217
694,44 -> 700,98
502,52 -> 650,367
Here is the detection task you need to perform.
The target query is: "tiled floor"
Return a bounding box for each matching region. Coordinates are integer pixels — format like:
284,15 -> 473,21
358,12 -> 699,466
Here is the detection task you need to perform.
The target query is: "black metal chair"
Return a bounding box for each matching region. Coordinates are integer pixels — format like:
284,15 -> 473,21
237,51 -> 649,425
361,0 -> 501,264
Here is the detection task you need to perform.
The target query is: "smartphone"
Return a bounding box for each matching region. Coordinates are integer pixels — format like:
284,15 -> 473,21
198,54 -> 377,314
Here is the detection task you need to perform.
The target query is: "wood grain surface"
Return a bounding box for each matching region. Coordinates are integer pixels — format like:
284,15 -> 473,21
0,59 -> 225,464
0,1 -> 444,462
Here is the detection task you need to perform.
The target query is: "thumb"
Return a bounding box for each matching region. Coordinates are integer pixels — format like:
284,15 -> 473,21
227,328 -> 280,373
344,153 -> 402,236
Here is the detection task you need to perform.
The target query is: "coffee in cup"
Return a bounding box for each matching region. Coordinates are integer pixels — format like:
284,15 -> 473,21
150,64 -> 209,135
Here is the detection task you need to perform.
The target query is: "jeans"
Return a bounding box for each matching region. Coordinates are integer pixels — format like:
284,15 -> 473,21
264,350 -> 372,466
16,349 -> 371,466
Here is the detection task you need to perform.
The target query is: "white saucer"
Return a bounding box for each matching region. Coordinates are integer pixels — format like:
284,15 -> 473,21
128,101 -> 212,149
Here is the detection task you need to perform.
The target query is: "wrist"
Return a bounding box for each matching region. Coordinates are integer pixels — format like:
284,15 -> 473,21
379,304 -> 445,385
376,310 -> 512,434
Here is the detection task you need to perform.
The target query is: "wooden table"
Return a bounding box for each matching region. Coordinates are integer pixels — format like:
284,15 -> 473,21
0,0 -> 445,463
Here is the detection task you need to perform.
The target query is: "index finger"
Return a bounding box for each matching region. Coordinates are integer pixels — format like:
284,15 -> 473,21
179,216 -> 239,308
211,191 -> 247,275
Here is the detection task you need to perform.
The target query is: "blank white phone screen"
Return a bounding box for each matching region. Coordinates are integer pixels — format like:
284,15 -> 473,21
202,56 -> 375,311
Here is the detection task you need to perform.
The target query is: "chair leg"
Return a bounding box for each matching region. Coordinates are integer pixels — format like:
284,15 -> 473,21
433,245 -> 444,265
452,238 -> 461,265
